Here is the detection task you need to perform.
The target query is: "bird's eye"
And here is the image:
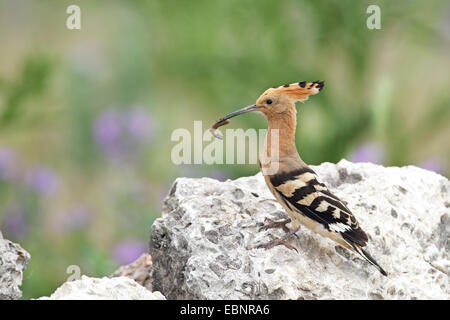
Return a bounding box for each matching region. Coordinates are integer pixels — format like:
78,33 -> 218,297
266,99 -> 273,105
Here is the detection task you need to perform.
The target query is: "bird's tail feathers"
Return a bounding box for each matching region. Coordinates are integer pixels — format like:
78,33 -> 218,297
347,241 -> 388,276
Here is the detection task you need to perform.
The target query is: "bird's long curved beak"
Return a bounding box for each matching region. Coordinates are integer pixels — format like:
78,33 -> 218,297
218,104 -> 259,122
210,104 -> 259,139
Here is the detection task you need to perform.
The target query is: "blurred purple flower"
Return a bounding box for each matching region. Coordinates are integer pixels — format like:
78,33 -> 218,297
93,107 -> 157,160
26,166 -> 60,195
179,165 -> 199,178
349,142 -> 385,164
209,169 -> 231,182
94,108 -> 122,157
1,205 -> 27,239
418,158 -> 447,175
126,106 -> 157,143
0,147 -> 20,182
53,206 -> 91,233
111,239 -> 147,265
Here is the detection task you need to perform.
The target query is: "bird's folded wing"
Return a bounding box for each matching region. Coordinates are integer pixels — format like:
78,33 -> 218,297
269,167 -> 368,247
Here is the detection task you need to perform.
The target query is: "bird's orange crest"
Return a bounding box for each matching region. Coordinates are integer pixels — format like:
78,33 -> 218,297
263,81 -> 324,102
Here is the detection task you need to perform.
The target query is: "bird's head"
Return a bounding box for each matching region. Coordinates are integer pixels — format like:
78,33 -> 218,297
255,81 -> 324,118
212,81 -> 324,129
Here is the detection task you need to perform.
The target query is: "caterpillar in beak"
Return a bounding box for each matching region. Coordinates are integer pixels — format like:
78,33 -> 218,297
209,119 -> 229,139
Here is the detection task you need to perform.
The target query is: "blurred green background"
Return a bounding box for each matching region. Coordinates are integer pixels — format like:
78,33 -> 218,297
0,0 -> 449,299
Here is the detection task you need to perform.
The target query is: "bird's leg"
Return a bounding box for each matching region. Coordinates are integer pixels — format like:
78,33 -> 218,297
256,225 -> 300,252
258,217 -> 292,234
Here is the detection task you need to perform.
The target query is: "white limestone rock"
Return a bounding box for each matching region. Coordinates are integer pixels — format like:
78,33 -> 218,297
0,231 -> 30,300
39,275 -> 166,300
150,160 -> 450,299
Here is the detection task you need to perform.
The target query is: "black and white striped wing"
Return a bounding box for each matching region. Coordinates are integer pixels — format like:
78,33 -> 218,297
269,167 -> 368,247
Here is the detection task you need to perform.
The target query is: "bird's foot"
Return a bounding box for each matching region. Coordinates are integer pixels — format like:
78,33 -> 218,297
256,228 -> 299,252
258,217 -> 292,234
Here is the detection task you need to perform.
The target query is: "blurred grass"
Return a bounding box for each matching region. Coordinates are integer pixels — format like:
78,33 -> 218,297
0,0 -> 449,299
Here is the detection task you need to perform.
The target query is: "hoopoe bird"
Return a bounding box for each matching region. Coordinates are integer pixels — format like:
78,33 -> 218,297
210,81 -> 387,276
